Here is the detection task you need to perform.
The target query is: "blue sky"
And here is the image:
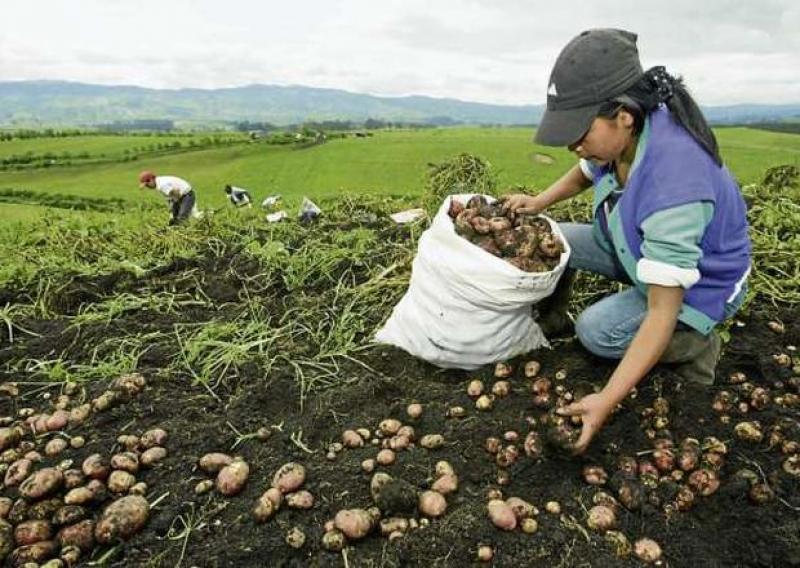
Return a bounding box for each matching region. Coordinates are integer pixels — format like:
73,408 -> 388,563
1,0 -> 798,105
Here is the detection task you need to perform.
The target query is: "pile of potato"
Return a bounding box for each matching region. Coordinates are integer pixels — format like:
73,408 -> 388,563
448,195 -> 565,272
0,374 -> 158,566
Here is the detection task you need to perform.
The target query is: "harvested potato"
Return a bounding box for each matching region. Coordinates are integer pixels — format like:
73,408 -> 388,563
25,498 -> 62,521
194,480 -> 214,495
487,499 -> 516,530
117,435 -> 140,452
140,428 -> 167,449
216,459 -> 250,496
112,373 -> 146,395
4,458 -> 33,487
334,509 -> 373,540
45,410 -> 70,431
286,490 -> 314,509
505,497 -> 536,520
9,540 -> 58,565
379,419 -> 402,436
68,404 -> 91,427
108,470 -> 137,494
379,517 -> 409,536
0,427 -> 21,452
81,454 -> 110,480
63,487 -> 95,506
44,438 -> 68,457
52,506 -> 87,527
342,430 -> 364,448
370,472 -> 393,503
110,452 -> 139,474
94,495 -> 150,544
477,545 -> 494,562
406,404 -> 423,419
285,526 -> 306,549
420,434 -> 444,449
14,519 -> 52,546
376,449 -> 396,466
524,360 -> 541,378
0,497 -> 12,519
63,468 -> 88,489
467,379 -> 484,399
252,494 -> 276,523
418,490 -> 446,517
57,520 -> 95,551
20,468 -> 64,500
198,453 -> 233,474
140,447 -> 167,467
586,505 -> 616,533
321,529 -> 346,552
272,462 -> 306,494
633,538 -> 662,563
521,517 -> 539,534
431,474 -> 458,495
0,519 -> 11,561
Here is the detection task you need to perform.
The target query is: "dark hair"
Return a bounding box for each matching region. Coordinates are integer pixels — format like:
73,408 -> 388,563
224,185 -> 232,193
599,67 -> 722,167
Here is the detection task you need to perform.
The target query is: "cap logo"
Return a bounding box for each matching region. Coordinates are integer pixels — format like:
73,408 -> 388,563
547,82 -> 558,96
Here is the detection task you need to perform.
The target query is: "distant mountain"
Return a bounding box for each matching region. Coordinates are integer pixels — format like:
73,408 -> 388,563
0,80 -> 798,127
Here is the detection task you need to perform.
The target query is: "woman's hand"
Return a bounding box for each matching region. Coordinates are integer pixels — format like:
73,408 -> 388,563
556,392 -> 617,454
499,193 -> 546,216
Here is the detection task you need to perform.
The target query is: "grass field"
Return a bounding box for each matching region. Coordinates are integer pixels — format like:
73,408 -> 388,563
0,126 -> 797,228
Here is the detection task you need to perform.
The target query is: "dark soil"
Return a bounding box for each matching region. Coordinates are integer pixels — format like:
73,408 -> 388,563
1,259 -> 799,567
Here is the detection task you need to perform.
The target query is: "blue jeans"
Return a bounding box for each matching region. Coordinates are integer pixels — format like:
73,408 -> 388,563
559,223 -> 745,359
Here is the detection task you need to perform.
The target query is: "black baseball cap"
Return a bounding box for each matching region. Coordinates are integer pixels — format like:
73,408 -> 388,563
535,29 -> 644,146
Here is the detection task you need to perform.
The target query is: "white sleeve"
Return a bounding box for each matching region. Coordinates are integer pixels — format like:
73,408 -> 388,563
578,159 -> 594,180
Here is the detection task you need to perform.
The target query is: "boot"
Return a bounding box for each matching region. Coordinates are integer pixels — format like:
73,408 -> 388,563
536,269 -> 576,338
659,329 -> 722,385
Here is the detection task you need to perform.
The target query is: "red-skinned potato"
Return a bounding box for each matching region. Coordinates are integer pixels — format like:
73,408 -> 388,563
432,473 -> 458,495
334,509 -> 373,540
82,454 -> 110,480
342,430 -> 364,448
216,459 -> 249,496
94,495 -> 150,543
140,428 -> 168,449
4,458 -> 33,487
286,490 -> 314,509
419,490 -> 447,517
272,462 -> 306,494
19,468 -> 64,500
57,519 -> 95,551
14,519 -> 52,546
198,452 -> 233,474
487,499 -> 516,530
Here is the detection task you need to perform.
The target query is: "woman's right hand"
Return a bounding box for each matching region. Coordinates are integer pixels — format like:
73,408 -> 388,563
499,193 -> 546,216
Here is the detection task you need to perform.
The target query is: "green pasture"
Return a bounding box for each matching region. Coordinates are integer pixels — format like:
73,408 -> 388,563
0,126 -> 797,227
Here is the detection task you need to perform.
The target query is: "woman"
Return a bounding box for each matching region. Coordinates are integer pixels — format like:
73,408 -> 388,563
503,29 -> 751,453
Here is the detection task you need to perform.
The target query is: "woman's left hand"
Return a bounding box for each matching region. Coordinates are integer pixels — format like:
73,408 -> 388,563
556,392 -> 616,454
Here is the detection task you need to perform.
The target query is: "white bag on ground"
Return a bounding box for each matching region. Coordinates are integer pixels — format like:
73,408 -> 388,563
375,194 -> 571,370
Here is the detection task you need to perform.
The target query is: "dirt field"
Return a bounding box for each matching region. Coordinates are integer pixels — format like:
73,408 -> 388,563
1,238 -> 798,568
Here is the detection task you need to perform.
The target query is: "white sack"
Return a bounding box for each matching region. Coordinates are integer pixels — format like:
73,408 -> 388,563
375,194 -> 571,370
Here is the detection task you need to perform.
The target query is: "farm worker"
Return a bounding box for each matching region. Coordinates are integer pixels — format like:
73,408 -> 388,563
503,29 -> 751,453
224,184 -> 252,208
138,171 -> 196,225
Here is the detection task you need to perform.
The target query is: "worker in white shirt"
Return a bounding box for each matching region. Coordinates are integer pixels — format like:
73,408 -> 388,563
225,185 -> 252,208
139,171 -> 196,225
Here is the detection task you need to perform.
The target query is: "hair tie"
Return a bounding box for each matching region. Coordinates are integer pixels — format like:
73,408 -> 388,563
645,66 -> 675,102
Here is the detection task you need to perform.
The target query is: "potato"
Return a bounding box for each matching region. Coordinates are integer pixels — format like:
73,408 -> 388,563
8,499 -> 29,524
4,458 -> 33,487
0,497 -> 12,520
494,362 -> 513,378
376,449 -> 396,466
420,434 -> 444,450
140,428 -> 167,449
272,462 -> 306,494
467,379 -> 484,399
69,436 -> 85,449
252,493 -> 276,523
19,468 -> 64,500
418,490 -> 446,518
505,497 -> 535,520
487,499 -> 516,530
370,472 -> 393,503
586,505 -> 616,533
45,410 -> 70,432
544,501 -> 561,514
633,538 -> 662,563
0,427 -> 21,452
286,490 -> 314,509
198,452 -> 233,474
475,395 -> 494,411
492,381 -> 511,398
334,509 -> 373,540
406,404 -> 423,419
56,520 -> 95,551
431,474 -> 458,495
140,447 -> 167,467
605,530 -> 632,557
63,487 -> 94,506
521,517 -> 539,534
263,487 -> 283,509
117,434 -> 140,452
285,526 -> 306,549
342,430 -> 364,448
379,517 -> 409,536
94,495 -> 150,544
108,470 -> 137,494
524,360 -> 541,378
379,419 -> 402,436
68,404 -> 92,427
92,390 -> 119,412
129,482 -> 148,496
44,438 -> 68,457
59,544 -> 81,566
523,431 -> 543,459
321,529 -> 346,551
194,479 -> 214,495
9,540 -> 58,565
52,506 -> 87,527
26,497 -> 62,521
62,469 -> 85,490
110,452 -> 139,474
0,519 -> 12,561
81,454 -> 109,480
216,459 -> 250,496
583,465 -> 608,486
388,435 -> 410,451
112,373 -> 146,396
477,545 -> 494,562
14,519 -> 52,546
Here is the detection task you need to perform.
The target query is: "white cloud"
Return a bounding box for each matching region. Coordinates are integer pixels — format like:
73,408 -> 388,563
0,0 -> 797,105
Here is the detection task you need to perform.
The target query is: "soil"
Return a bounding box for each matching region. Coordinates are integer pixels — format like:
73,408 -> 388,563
1,252 -> 799,568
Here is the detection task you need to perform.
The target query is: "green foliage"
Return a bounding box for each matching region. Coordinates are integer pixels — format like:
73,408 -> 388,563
422,153 -> 497,214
